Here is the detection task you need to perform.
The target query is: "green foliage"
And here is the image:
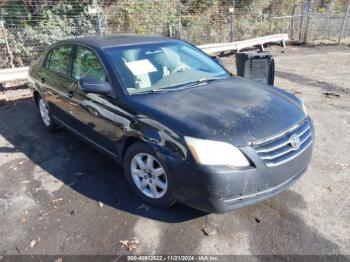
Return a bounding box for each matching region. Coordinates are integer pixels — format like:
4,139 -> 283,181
181,0 -> 216,12
3,1 -> 101,67
1,0 -> 349,68
33,1 -> 98,42
108,0 -> 178,35
1,1 -> 29,25
180,0 -> 220,43
333,1 -> 347,14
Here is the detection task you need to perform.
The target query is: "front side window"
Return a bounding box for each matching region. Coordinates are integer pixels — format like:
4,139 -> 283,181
73,46 -> 108,82
105,42 -> 229,94
47,45 -> 73,75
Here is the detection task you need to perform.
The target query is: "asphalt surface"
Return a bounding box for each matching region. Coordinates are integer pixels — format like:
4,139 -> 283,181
0,45 -> 349,256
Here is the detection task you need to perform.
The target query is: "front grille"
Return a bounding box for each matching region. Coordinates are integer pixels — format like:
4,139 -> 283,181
252,119 -> 313,167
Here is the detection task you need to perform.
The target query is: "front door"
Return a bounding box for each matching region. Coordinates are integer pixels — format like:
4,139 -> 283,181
68,45 -> 118,156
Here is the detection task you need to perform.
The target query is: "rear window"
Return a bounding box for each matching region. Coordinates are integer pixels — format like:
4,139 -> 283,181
46,45 -> 73,76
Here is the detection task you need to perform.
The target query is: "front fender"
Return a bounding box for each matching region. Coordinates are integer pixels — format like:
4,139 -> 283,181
124,116 -> 188,161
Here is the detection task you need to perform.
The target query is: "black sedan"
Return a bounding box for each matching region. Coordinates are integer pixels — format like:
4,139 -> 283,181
28,35 -> 313,213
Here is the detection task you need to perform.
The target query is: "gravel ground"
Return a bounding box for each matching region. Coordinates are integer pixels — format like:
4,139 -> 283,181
0,45 -> 349,256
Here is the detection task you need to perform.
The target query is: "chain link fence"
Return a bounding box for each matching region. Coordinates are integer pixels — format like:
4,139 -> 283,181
1,0 -> 350,69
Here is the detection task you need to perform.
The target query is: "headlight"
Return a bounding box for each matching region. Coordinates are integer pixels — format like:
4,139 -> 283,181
184,136 -> 250,167
302,102 -> 308,116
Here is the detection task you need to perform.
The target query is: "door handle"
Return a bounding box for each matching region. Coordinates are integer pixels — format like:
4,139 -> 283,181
68,91 -> 74,98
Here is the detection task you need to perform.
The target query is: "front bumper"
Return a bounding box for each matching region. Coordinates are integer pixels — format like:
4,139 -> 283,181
156,125 -> 314,213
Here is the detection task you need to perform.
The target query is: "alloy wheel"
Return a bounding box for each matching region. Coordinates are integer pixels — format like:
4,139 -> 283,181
130,153 -> 168,199
39,98 -> 51,126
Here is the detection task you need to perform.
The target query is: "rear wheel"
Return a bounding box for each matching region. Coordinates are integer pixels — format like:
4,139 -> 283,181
124,142 -> 175,208
37,96 -> 58,131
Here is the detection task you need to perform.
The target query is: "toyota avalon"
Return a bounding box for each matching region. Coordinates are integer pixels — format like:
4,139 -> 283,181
28,35 -> 313,213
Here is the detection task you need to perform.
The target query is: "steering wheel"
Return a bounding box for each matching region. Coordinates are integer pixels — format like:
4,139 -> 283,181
172,64 -> 191,73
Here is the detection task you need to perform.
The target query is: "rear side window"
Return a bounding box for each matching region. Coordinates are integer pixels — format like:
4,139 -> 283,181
72,46 -> 108,82
47,45 -> 73,76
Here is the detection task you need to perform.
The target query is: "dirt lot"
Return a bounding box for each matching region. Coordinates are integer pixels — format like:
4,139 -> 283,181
0,45 -> 349,256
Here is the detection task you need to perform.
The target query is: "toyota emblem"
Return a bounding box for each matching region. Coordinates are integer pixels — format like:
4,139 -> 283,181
290,134 -> 301,150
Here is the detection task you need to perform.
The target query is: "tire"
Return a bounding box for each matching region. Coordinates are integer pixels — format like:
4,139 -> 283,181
124,142 -> 175,208
36,96 -> 58,131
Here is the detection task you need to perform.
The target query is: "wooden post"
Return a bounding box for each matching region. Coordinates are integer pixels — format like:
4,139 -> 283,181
178,0 -> 182,39
326,0 -> 335,40
345,13 -> 350,39
338,0 -> 350,44
269,0 -> 276,34
328,18 -> 332,39
0,21 -> 14,68
229,2 -> 235,42
290,4 -> 297,40
299,0 -> 306,42
302,0 -> 313,43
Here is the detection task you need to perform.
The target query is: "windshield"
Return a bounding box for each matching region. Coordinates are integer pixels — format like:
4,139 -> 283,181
105,41 -> 229,94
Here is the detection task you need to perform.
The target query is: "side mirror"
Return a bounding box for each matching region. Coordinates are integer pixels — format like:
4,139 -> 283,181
78,76 -> 112,95
212,56 -> 224,66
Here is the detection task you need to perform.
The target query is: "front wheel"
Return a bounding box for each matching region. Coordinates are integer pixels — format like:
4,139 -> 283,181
124,142 -> 175,208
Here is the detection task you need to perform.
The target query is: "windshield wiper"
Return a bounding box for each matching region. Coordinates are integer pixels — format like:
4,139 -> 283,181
131,89 -> 167,95
131,76 -> 228,95
180,76 -> 228,88
144,82 -> 200,93
160,76 -> 228,91
192,76 -> 228,85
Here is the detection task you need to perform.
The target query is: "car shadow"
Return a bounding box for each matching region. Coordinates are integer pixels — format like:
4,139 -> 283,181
244,191 -> 349,257
0,99 -> 205,223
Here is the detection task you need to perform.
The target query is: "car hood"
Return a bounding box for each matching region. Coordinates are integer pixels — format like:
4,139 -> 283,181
127,77 -> 306,146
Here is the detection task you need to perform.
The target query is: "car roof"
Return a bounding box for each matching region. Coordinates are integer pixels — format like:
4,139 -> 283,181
55,34 -> 179,49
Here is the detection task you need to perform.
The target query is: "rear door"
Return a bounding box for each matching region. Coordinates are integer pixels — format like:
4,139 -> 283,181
68,45 -> 118,156
38,45 -> 75,125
